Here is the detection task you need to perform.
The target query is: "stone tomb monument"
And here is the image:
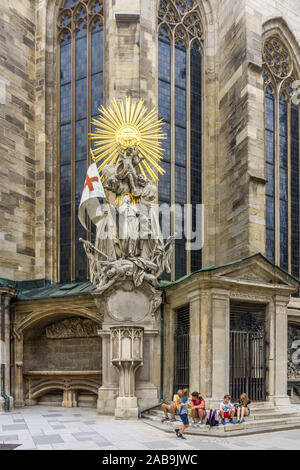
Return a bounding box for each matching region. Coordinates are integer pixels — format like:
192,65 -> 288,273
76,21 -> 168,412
79,98 -> 173,418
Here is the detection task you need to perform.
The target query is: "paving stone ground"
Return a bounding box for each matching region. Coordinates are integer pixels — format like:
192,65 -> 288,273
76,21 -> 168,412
0,406 -> 300,450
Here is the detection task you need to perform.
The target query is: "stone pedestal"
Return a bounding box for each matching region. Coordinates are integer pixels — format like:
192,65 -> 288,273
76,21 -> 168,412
94,280 -> 161,417
115,397 -> 139,419
111,326 -> 143,419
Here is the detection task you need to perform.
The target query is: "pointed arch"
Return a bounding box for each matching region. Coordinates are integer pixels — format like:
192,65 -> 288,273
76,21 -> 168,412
262,21 -> 300,278
263,17 -> 300,78
56,0 -> 105,283
157,0 -> 204,280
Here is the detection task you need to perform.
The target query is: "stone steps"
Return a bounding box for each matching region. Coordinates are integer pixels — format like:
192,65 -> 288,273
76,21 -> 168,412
142,415 -> 300,437
142,403 -> 300,437
149,407 -> 274,416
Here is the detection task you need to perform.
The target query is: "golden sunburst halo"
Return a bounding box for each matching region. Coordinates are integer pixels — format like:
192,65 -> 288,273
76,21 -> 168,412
89,97 -> 166,182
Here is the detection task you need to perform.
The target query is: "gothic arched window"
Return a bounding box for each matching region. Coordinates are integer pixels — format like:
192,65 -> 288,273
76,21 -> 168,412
57,0 -> 104,282
263,37 -> 300,277
158,0 -> 203,280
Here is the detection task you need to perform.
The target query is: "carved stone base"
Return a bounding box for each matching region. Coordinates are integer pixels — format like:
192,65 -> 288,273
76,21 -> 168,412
114,397 -> 139,420
62,390 -> 77,408
14,399 -> 25,408
0,396 -> 4,412
94,281 -> 161,416
97,386 -> 118,415
271,395 -> 291,407
25,398 -> 38,406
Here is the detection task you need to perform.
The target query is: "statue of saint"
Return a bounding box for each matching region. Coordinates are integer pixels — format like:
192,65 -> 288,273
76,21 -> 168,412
118,195 -> 139,258
95,207 -> 120,261
80,98 -> 173,291
116,145 -> 145,197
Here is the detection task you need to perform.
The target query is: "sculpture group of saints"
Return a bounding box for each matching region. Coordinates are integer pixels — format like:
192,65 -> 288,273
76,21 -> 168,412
78,97 -> 174,293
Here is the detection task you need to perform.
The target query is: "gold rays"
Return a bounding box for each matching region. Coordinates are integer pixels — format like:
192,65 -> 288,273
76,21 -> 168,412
89,97 -> 166,182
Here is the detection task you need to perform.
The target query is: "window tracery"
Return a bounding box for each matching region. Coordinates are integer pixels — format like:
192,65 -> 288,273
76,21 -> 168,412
57,0 -> 104,282
263,36 -> 300,278
158,0 -> 204,280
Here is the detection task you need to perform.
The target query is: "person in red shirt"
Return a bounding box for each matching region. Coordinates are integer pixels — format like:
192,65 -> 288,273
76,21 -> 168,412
191,392 -> 206,425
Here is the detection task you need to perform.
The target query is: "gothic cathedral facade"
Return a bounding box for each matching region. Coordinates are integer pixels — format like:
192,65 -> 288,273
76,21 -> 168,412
0,0 -> 300,411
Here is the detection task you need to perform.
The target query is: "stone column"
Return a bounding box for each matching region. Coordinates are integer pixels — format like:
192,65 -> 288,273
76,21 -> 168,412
188,290 -> 213,398
14,333 -> 24,408
0,290 -> 16,411
188,293 -> 201,394
271,295 -> 290,406
111,327 -> 143,419
163,302 -> 175,400
97,330 -> 119,414
210,289 -> 230,408
265,301 -> 275,401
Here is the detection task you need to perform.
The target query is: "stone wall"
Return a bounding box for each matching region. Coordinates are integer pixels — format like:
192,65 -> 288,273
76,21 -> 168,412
1,0 -> 300,280
23,333 -> 102,371
0,1 -> 36,280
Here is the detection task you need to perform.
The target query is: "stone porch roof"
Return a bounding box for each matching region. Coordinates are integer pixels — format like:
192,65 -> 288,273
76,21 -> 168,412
160,253 -> 300,289
1,253 -> 299,301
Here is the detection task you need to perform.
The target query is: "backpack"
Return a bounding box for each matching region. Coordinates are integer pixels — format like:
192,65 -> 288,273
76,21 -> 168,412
206,409 -> 219,427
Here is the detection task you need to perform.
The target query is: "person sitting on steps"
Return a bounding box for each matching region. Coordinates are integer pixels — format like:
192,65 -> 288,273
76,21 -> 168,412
236,393 -> 251,424
161,389 -> 183,423
191,392 -> 206,426
219,394 -> 235,425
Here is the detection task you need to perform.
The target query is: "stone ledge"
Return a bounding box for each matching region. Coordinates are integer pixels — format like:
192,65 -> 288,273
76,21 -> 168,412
115,11 -> 140,23
142,417 -> 300,438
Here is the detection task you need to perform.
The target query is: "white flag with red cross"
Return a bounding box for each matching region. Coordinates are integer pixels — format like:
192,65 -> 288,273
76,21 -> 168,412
78,163 -> 105,230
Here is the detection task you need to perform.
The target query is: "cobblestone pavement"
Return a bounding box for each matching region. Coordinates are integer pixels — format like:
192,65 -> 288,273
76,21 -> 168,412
0,406 -> 300,450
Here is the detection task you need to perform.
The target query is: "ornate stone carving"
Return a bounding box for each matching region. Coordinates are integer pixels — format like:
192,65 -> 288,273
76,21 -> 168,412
80,99 -> 174,295
46,318 -> 99,339
80,99 -> 170,418
263,37 -> 292,81
110,327 -> 144,419
158,0 -> 203,42
288,323 -> 300,380
93,280 -> 162,323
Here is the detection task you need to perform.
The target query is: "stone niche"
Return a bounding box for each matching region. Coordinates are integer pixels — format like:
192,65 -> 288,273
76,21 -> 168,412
23,317 -> 102,372
23,317 -> 103,408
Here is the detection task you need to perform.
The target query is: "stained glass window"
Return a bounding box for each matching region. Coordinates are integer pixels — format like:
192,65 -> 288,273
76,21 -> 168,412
279,94 -> 288,270
291,104 -> 300,278
158,0 -> 203,280
263,36 -> 300,278
265,86 -> 275,263
58,0 -> 104,282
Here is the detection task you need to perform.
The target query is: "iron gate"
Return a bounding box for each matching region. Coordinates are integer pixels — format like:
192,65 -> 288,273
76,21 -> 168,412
174,305 -> 190,393
230,302 -> 266,402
